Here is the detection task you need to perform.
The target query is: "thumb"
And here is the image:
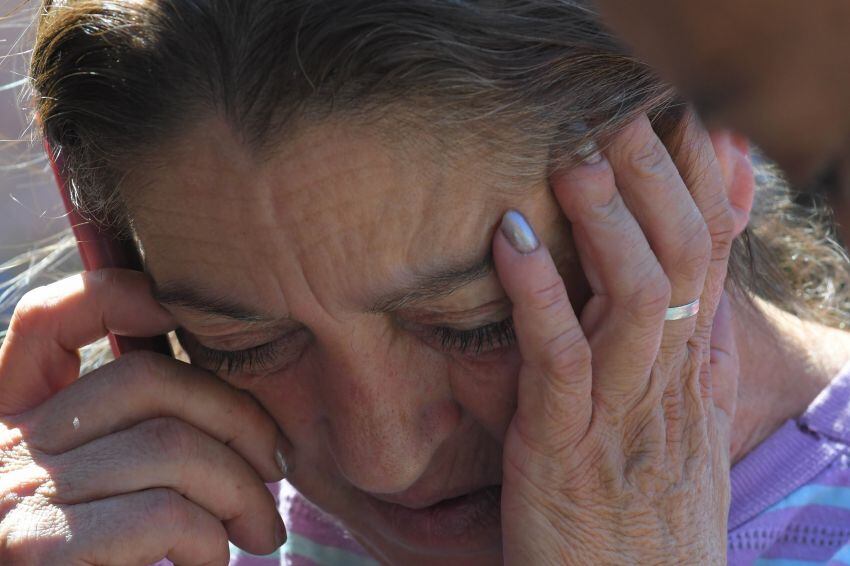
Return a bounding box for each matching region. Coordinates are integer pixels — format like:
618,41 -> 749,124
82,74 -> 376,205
0,269 -> 175,415
705,290 -> 739,430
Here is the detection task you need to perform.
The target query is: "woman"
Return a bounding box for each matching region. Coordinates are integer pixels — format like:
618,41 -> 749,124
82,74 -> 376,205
1,1 -> 849,564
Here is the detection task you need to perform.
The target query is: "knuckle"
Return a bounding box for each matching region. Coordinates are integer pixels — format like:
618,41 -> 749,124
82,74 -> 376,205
672,218 -> 711,283
86,269 -> 117,311
538,326 -> 591,378
627,135 -> 676,182
586,187 -> 623,223
528,278 -> 569,314
114,349 -> 168,379
225,388 -> 260,425
625,272 -> 672,322
142,487 -> 186,532
225,389 -> 273,447
138,417 -> 200,464
9,287 -> 55,335
705,203 -> 737,254
111,351 -> 174,400
14,287 -> 45,316
79,268 -> 108,294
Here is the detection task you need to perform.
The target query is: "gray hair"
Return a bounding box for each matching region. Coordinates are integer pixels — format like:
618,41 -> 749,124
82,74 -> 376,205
22,0 -> 850,330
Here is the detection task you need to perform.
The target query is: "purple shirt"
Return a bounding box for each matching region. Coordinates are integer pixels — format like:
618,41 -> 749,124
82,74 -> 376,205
728,361 -> 850,565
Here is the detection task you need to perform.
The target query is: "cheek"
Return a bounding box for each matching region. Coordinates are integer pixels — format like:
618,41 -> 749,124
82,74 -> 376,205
246,341 -> 523,453
242,359 -> 326,470
446,348 -> 523,440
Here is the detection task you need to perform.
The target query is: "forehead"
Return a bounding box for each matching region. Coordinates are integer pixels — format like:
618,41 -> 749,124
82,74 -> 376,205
127,119 -> 552,316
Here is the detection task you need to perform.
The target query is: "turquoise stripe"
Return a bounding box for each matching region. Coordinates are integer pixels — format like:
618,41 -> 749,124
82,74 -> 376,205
228,535 -> 377,565
282,532 -> 379,566
754,560 -> 833,566
766,484 -> 850,513
831,543 -> 850,563
228,542 -> 281,562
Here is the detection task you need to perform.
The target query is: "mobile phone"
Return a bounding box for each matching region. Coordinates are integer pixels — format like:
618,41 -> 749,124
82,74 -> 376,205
46,141 -> 172,358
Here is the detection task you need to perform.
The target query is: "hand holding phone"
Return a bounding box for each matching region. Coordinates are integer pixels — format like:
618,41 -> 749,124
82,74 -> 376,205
46,140 -> 172,357
0,146 -> 290,564
0,269 -> 288,562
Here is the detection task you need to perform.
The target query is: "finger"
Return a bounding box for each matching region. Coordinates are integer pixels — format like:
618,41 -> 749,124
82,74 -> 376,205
664,113 -> 739,340
705,291 -> 738,425
56,489 -> 228,565
679,289 -> 738,453
0,269 -> 176,414
19,351 -> 292,484
692,291 -> 738,471
493,210 -> 592,449
41,417 -> 285,554
550,152 -> 670,399
605,115 -> 711,348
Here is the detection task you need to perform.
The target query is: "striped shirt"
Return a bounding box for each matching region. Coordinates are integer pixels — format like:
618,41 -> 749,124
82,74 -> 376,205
728,361 -> 850,565
155,361 -> 850,565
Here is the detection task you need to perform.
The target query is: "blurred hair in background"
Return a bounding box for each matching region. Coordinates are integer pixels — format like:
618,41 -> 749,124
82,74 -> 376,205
0,1 -> 81,331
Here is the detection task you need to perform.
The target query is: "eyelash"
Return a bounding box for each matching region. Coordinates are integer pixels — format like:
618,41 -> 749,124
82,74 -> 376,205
429,317 -> 516,354
186,317 -> 516,376
189,339 -> 283,376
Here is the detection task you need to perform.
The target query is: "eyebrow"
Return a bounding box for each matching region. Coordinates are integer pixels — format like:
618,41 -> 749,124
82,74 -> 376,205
152,253 -> 494,323
368,253 -> 494,312
151,282 -> 274,323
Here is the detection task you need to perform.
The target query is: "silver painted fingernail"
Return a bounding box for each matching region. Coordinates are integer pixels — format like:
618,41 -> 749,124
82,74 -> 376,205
275,448 -> 291,477
578,139 -> 603,165
571,120 -> 602,165
500,209 -> 540,254
275,436 -> 294,478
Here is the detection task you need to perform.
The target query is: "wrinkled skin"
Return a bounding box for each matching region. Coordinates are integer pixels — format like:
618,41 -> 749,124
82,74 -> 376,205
0,114 -> 749,564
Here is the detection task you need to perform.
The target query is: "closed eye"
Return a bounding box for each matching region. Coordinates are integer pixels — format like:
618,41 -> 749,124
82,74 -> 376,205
177,328 -> 310,376
427,317 -> 515,354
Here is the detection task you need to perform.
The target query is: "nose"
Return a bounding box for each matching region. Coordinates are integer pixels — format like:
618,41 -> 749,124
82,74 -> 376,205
315,321 -> 460,494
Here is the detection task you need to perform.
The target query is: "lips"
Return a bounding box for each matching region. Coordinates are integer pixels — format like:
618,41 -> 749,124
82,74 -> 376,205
364,484 -> 503,549
371,484 -> 498,510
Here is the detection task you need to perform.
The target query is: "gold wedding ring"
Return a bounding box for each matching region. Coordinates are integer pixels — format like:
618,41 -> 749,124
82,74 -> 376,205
664,298 -> 700,321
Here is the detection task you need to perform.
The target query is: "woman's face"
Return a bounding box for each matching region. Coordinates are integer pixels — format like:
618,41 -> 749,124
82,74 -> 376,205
129,119 -> 588,564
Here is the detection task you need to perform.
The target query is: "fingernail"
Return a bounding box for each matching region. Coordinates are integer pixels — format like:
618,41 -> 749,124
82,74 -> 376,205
500,210 -> 539,254
275,436 -> 294,478
275,514 -> 288,547
571,121 -> 602,165
578,138 -> 603,165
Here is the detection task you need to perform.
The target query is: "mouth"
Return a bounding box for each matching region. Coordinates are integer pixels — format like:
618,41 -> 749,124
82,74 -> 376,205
364,485 -> 503,550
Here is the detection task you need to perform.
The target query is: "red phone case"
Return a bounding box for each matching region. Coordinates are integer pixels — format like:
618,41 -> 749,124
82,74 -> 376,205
46,141 -> 172,357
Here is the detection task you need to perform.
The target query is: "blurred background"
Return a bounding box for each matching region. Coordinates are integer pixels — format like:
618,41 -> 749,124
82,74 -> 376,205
0,2 -> 80,328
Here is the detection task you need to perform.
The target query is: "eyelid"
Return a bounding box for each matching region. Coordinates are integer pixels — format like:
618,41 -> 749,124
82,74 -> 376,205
395,312 -> 516,356
399,299 -> 512,327
177,327 -> 309,376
